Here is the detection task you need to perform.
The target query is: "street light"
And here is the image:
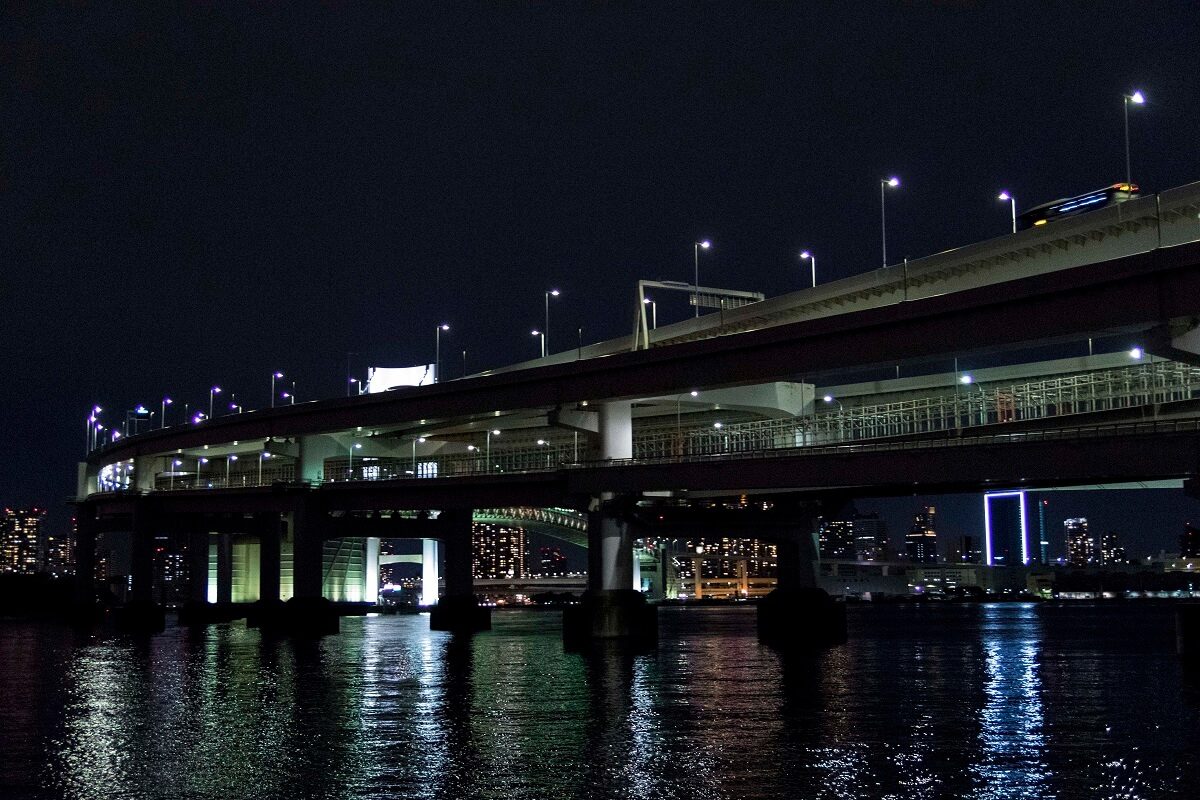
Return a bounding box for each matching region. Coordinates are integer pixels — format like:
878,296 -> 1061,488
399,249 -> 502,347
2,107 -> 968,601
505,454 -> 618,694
822,394 -> 844,411
411,436 -> 426,477
271,372 -> 283,408
693,240 -> 712,317
170,459 -> 182,490
198,457 -> 208,488
1123,90 -> 1146,186
486,429 -> 500,472
258,452 -> 270,485
348,377 -> 361,396
880,177 -> 900,268
161,397 -> 173,428
998,191 -> 1017,234
348,442 -> 363,480
209,386 -> 221,419
531,329 -> 545,357
799,250 -> 816,288
642,297 -> 657,329
1130,346 -> 1144,360
225,454 -> 238,486
543,289 -> 561,355
435,323 -> 450,381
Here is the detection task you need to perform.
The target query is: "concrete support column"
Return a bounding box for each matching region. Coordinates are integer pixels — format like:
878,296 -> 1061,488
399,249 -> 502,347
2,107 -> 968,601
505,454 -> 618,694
365,537 -> 380,605
258,513 -> 281,604
73,507 -> 97,613
266,494 -> 337,636
291,498 -> 324,601
186,529 -> 209,604
565,495 -> 657,648
129,500 -> 158,606
429,510 -> 490,632
598,401 -> 633,460
421,538 -> 440,606
216,532 -> 233,605
758,517 -> 846,650
116,498 -> 165,632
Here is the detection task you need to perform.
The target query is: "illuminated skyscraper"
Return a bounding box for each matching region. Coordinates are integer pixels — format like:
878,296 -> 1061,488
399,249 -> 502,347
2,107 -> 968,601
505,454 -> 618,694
818,518 -> 857,560
1064,518 -> 1092,566
906,506 -> 938,563
983,491 -> 1028,566
473,523 -> 526,579
1,508 -> 47,575
1098,531 -> 1125,565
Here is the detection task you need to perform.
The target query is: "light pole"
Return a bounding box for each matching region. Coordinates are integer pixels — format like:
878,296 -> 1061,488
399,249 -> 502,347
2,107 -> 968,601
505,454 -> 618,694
225,454 -> 237,487
1123,90 -> 1145,186
209,386 -> 221,419
161,397 -> 173,428
259,452 -> 269,485
435,323 -> 450,381
799,250 -> 816,287
532,329 -> 545,358
271,372 -> 283,408
411,436 -> 426,476
693,240 -> 711,317
170,459 -> 182,490
198,457 -> 208,488
880,177 -> 900,268
486,429 -> 500,473
544,289 -> 560,354
348,377 -> 361,396
347,441 -> 362,480
643,297 -> 657,329
281,392 -> 294,405
998,191 -> 1017,234
822,394 -> 844,411
676,390 -> 699,454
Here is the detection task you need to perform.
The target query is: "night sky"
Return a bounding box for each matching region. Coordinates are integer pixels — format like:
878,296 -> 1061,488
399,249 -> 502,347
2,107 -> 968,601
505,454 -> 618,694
4,3 -> 1200,551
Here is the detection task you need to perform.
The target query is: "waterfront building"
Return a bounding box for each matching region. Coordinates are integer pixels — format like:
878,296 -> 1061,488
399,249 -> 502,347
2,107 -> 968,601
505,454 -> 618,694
1065,518 -> 1093,566
818,517 -> 857,560
906,506 -> 938,563
473,523 -> 526,579
0,507 -> 47,575
951,534 -> 984,564
1099,531 -> 1126,566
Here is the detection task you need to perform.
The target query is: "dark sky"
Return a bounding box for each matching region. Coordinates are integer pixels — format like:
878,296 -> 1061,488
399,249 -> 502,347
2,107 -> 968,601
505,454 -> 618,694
3,2 -> 1200,549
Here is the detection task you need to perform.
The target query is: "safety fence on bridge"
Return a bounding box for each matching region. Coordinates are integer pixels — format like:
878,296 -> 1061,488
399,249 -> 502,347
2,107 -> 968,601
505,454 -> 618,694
140,361 -> 1200,490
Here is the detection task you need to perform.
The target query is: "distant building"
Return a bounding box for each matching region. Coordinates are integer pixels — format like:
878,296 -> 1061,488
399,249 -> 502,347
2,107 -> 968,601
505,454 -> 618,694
1181,523 -> 1200,558
0,508 -> 47,575
951,534 -> 984,564
1064,518 -> 1092,566
1036,497 -> 1050,564
818,517 -> 857,560
853,512 -> 889,562
152,534 -> 189,604
536,545 -> 568,576
1099,531 -> 1126,566
473,523 -> 526,579
906,506 -> 938,563
43,519 -> 75,577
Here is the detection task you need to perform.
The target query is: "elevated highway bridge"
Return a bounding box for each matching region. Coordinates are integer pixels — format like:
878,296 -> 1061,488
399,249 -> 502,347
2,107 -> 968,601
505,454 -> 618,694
75,179 -> 1200,642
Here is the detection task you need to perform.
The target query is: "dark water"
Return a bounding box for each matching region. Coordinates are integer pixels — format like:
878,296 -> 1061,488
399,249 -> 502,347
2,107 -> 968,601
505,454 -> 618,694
2,604 -> 1199,799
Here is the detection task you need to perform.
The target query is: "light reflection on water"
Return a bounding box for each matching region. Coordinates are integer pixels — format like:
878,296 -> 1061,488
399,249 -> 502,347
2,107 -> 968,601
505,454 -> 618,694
1,603 -> 1197,799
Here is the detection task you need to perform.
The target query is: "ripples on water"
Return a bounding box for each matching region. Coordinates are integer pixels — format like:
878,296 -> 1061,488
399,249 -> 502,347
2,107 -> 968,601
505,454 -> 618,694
1,604 -> 1198,799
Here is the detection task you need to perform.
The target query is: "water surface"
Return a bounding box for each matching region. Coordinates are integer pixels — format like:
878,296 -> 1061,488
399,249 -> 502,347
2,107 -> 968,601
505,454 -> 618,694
2,603 -> 1198,799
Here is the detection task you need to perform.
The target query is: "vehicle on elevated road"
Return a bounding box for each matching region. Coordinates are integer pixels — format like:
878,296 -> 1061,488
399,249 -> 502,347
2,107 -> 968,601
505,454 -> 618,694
1016,182 -> 1140,230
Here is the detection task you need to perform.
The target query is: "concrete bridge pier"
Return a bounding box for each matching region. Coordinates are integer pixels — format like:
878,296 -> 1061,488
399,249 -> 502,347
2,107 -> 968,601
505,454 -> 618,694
257,497 -> 338,636
246,512 -> 285,629
71,509 -> 99,624
563,494 -> 658,649
114,498 -> 166,632
757,521 -> 846,650
429,510 -> 491,632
